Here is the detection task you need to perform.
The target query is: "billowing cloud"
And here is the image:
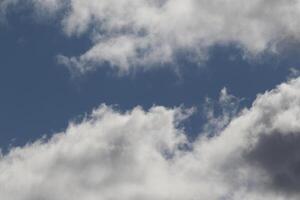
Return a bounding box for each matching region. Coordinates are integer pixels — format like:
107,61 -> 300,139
2,78 -> 300,199
2,0 -> 300,73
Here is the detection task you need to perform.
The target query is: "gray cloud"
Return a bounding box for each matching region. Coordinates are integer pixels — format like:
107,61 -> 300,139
246,131 -> 300,194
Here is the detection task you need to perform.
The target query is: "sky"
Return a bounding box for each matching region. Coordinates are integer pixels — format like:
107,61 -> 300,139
2,1 -> 300,200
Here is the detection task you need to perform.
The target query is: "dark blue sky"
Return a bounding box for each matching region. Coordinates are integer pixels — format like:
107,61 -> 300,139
1,10 -> 299,150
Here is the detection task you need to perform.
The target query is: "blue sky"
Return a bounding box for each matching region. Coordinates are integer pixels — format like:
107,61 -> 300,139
2,1 -> 300,200
0,8 -> 298,148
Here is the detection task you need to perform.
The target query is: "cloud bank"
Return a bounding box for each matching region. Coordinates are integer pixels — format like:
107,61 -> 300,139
2,77 -> 300,199
2,0 -> 300,73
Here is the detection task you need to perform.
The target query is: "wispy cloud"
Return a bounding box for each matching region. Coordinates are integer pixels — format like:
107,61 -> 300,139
2,0 -> 300,73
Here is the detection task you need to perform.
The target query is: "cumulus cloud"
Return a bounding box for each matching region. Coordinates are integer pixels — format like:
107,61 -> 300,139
2,0 -> 300,73
2,78 -> 300,199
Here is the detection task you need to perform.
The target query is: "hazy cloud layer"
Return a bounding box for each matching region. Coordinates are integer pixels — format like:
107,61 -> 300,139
2,0 -> 300,73
2,78 -> 300,199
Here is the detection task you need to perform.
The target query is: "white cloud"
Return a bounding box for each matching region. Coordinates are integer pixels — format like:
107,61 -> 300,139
2,78 -> 300,199
2,0 -> 300,73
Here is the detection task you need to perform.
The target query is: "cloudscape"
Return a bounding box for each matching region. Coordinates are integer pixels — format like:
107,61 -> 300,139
1,1 -> 300,200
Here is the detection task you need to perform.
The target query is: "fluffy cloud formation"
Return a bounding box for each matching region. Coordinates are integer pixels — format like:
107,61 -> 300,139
2,77 -> 300,199
2,0 -> 300,73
